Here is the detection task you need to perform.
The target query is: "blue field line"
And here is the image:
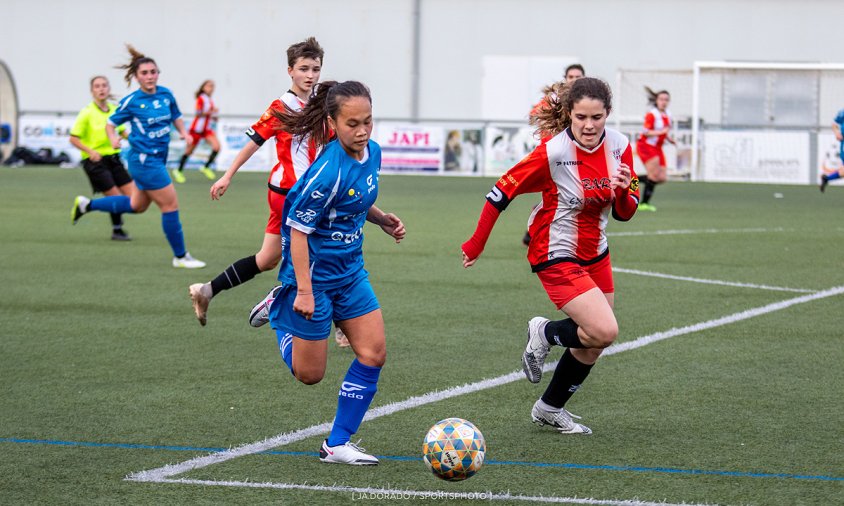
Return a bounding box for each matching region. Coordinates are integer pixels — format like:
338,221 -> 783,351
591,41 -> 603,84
3,437 -> 841,482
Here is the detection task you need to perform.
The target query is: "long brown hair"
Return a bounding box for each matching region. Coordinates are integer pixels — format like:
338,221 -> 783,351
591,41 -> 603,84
195,79 -> 213,98
115,44 -> 157,86
530,77 -> 613,138
272,80 -> 372,147
645,86 -> 670,106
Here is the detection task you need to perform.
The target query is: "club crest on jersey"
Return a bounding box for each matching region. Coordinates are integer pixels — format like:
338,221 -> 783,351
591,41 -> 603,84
630,178 -> 639,192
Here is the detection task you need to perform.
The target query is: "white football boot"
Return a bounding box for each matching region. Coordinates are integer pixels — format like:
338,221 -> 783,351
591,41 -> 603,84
522,317 -> 551,383
319,439 -> 379,465
249,285 -> 282,327
172,253 -> 206,269
531,400 -> 592,435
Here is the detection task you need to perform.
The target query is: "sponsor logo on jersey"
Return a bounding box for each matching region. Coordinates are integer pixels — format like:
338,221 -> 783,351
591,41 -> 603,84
311,190 -> 325,200
331,227 -> 363,244
366,174 -> 376,194
295,209 -> 318,223
557,160 -> 583,166
581,177 -> 611,191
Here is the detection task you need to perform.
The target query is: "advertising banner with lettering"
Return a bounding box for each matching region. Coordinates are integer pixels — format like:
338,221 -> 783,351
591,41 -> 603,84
701,130 -> 810,184
165,116 -> 273,172
18,113 -> 80,163
373,122 -> 444,173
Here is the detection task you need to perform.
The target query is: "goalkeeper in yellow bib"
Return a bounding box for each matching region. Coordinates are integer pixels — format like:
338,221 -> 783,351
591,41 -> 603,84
69,76 -> 135,241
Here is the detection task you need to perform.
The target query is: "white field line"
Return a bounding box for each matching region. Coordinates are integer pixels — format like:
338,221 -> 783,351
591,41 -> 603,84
603,285 -> 844,355
127,285 -> 844,484
158,478 -> 715,506
613,267 -> 816,293
607,227 -> 788,237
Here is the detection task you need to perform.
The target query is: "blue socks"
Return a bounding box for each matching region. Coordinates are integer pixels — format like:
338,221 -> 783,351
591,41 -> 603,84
161,210 -> 186,257
826,172 -> 841,181
89,195 -> 133,214
327,358 -> 381,447
276,331 -> 295,374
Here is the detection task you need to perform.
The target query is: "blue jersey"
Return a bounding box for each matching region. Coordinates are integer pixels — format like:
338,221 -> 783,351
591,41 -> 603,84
278,139 -> 381,290
109,86 -> 182,155
835,109 -> 844,132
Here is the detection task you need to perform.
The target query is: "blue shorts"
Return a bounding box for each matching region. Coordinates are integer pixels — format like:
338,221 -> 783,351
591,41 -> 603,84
839,141 -> 844,165
268,272 -> 380,341
127,150 -> 171,190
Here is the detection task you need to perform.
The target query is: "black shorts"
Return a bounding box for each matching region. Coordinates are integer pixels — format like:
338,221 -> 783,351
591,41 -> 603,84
81,154 -> 133,193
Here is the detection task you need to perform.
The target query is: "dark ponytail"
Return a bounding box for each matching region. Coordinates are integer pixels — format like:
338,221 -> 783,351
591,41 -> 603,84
273,80 -> 372,147
645,86 -> 669,106
115,44 -> 157,86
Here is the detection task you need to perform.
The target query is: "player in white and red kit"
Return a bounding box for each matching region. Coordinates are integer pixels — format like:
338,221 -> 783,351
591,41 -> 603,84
187,38 -> 324,327
635,87 -> 674,211
523,64 -> 585,246
174,80 -> 220,182
463,77 -> 639,435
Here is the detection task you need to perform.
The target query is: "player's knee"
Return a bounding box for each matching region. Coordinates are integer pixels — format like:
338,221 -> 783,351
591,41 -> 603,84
357,348 -> 386,368
589,321 -> 619,348
295,370 -> 325,385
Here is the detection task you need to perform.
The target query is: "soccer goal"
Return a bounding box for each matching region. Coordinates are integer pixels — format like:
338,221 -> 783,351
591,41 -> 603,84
0,59 -> 19,163
691,61 -> 844,184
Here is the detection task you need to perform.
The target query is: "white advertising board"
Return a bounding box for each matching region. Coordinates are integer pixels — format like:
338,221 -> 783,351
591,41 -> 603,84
701,130 -> 810,184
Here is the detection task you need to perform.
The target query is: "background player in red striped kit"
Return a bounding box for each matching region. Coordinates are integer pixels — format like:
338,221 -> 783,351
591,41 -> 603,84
635,87 -> 674,211
462,77 -> 639,435
173,79 -> 220,183
188,38 -> 323,327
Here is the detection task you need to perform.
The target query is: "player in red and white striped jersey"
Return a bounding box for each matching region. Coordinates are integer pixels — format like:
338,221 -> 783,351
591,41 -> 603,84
635,87 -> 674,211
523,64 -> 586,246
174,80 -> 220,182
187,38 -> 325,328
463,77 -> 639,435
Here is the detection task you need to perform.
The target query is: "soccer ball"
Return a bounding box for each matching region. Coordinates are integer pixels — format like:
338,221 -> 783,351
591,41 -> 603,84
422,418 -> 486,481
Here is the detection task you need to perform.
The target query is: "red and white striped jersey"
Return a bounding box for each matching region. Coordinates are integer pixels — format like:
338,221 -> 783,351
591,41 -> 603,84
189,93 -> 216,134
246,91 -> 317,192
638,107 -> 671,148
492,128 -> 637,270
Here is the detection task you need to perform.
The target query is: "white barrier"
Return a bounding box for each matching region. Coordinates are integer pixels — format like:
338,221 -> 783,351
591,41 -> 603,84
701,130 -> 811,184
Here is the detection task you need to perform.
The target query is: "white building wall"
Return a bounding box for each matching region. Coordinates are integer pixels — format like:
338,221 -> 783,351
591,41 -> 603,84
3,0 -> 843,120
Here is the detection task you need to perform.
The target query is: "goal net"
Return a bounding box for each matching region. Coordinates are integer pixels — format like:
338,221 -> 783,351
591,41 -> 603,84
692,61 -> 844,184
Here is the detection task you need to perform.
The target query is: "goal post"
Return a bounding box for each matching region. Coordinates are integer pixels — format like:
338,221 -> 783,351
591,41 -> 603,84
691,61 -> 844,184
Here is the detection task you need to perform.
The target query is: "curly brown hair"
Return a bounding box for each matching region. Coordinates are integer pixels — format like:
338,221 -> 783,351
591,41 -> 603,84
530,77 -> 613,138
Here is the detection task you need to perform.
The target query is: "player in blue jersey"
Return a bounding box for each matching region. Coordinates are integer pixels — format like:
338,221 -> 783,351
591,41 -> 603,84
71,45 -> 205,269
820,108 -> 844,192
251,81 -> 405,465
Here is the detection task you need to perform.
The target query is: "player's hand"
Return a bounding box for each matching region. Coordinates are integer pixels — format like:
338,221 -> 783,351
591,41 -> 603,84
836,133 -> 844,142
611,163 -> 632,191
293,291 -> 315,320
380,213 -> 406,243
89,152 -> 102,163
462,250 -> 478,268
210,176 -> 231,200
110,138 -> 122,150
182,132 -> 193,147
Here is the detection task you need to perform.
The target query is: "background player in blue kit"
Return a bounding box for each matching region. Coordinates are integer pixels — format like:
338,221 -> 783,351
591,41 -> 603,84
252,81 -> 405,465
820,107 -> 844,192
71,45 -> 205,269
